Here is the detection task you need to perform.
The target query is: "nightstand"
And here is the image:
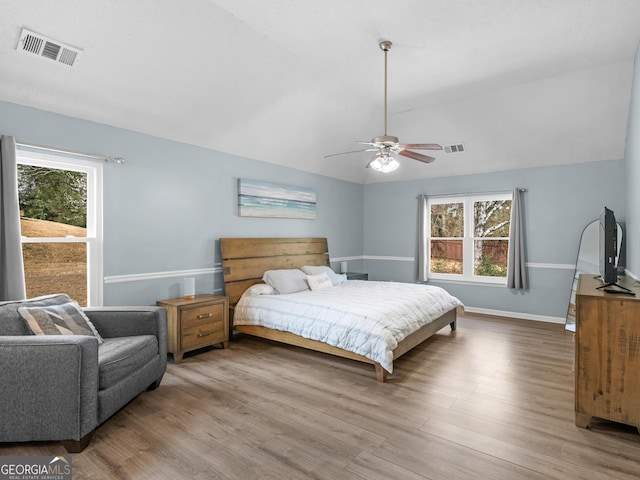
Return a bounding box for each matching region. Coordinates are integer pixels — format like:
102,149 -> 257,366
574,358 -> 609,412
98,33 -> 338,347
346,272 -> 368,280
156,294 -> 229,363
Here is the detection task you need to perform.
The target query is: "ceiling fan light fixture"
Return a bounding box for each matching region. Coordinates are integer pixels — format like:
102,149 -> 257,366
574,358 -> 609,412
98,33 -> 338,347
369,154 -> 399,173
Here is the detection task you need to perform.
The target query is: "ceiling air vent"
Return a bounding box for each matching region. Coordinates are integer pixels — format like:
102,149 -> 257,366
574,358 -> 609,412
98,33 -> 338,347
16,28 -> 82,67
444,143 -> 465,153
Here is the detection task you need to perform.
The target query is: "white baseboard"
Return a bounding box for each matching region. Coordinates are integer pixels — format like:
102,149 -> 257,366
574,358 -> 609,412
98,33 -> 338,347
462,306 -> 566,324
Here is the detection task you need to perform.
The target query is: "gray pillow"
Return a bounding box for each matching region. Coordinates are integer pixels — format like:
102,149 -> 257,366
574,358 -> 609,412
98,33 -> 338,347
19,301 -> 104,344
0,293 -> 74,336
263,269 -> 309,294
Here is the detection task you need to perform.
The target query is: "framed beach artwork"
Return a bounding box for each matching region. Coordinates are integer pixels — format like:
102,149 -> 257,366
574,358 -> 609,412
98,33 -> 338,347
238,179 -> 317,219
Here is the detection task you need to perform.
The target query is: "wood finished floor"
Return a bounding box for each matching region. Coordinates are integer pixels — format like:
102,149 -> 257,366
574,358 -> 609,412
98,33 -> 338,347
2,313 -> 640,479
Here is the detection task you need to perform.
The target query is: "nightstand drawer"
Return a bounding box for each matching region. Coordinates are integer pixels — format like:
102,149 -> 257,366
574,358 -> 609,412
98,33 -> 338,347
182,320 -> 226,349
182,303 -> 225,329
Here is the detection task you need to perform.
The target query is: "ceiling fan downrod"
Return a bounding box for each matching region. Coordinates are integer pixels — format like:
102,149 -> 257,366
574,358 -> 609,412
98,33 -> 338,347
374,41 -> 398,145
380,41 -> 392,137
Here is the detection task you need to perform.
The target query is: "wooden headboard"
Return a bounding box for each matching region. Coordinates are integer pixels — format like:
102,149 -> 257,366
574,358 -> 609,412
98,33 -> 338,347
220,237 -> 330,305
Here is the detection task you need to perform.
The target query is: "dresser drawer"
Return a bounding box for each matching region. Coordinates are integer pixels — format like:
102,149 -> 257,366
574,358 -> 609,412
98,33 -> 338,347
181,303 -> 225,329
182,320 -> 226,349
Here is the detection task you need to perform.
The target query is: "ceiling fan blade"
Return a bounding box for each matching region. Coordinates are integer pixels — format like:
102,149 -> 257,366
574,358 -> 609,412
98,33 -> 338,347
398,143 -> 443,150
324,148 -> 372,158
398,149 -> 436,164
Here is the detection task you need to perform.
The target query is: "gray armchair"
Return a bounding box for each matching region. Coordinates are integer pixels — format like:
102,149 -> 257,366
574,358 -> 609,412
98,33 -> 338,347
0,294 -> 167,452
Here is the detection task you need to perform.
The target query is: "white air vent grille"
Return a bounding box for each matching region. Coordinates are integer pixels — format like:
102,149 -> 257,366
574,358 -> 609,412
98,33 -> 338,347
16,28 -> 82,67
444,143 -> 465,153
21,32 -> 43,54
58,48 -> 78,66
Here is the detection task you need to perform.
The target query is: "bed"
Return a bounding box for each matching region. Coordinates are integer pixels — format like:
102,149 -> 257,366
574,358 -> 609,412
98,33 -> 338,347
220,237 -> 462,382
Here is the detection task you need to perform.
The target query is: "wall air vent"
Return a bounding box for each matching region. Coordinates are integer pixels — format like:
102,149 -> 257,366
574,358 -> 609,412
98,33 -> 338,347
16,28 -> 82,67
444,143 -> 465,153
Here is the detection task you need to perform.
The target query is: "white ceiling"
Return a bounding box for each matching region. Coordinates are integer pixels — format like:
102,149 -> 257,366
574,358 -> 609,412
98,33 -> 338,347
0,0 -> 639,184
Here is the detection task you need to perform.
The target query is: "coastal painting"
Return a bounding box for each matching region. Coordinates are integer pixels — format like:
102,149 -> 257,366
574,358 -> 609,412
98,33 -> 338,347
238,179 -> 316,219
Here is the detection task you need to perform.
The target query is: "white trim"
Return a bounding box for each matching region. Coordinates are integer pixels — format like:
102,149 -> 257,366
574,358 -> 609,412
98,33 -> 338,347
363,255 -> 414,262
428,278 -> 506,288
21,237 -> 90,243
427,193 -> 512,283
17,150 -> 104,306
17,141 -> 125,163
463,306 -> 566,324
421,189 -> 525,199
104,267 -> 221,284
330,256 -> 362,262
360,255 -> 575,270
526,262 -> 575,270
100,259 -> 579,286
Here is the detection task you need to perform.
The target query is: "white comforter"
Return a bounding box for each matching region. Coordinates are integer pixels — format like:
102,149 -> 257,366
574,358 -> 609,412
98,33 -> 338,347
234,280 -> 463,373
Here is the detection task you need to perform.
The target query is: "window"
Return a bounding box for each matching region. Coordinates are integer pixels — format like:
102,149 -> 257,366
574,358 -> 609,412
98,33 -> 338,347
427,193 -> 512,284
17,150 -> 103,306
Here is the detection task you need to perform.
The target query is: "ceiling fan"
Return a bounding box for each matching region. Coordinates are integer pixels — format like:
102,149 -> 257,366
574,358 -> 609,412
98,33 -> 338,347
325,40 -> 442,173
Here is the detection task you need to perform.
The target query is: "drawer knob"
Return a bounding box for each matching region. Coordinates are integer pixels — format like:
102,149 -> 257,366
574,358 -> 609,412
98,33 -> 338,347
197,330 -> 213,338
197,313 -> 213,319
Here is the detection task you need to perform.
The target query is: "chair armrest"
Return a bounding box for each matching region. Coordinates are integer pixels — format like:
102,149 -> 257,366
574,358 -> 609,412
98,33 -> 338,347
0,335 -> 99,442
83,306 -> 167,339
83,307 -> 167,368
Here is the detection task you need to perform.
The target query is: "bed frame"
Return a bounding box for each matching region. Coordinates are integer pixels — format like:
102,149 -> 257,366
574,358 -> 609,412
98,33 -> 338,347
220,237 -> 457,382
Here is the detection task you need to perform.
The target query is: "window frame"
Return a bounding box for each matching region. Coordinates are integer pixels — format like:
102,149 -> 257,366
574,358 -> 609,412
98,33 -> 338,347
17,149 -> 104,306
427,192 -> 512,285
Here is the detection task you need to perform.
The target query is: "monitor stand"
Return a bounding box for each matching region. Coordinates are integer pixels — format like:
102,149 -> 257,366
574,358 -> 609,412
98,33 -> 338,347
594,276 -> 636,295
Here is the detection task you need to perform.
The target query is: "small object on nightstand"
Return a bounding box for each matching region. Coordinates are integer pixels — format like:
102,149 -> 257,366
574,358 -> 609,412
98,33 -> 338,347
346,272 -> 368,280
156,294 -> 229,363
183,277 -> 195,299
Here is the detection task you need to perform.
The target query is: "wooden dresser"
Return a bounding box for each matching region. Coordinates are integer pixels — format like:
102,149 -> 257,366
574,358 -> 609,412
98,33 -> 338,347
574,274 -> 640,430
156,294 -> 229,363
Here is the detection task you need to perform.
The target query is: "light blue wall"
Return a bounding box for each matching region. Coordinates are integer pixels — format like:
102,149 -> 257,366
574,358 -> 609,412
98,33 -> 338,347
362,161 -> 625,321
0,99 -> 629,320
0,101 -> 364,305
624,41 -> 640,278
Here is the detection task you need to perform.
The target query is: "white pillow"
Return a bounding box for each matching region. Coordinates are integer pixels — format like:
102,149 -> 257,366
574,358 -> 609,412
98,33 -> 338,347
244,284 -> 276,296
301,265 -> 347,286
306,273 -> 333,291
262,269 -> 309,294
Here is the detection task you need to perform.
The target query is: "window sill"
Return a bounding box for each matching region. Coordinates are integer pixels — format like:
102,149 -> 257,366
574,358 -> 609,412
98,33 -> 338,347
426,278 -> 507,288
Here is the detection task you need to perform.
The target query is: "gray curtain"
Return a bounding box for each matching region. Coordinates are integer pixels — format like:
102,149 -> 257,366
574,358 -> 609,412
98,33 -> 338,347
414,194 -> 428,282
507,188 -> 527,289
0,135 -> 26,301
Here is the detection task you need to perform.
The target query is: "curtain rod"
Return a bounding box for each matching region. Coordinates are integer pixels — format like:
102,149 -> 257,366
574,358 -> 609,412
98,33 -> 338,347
16,141 -> 125,164
417,188 -> 526,199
